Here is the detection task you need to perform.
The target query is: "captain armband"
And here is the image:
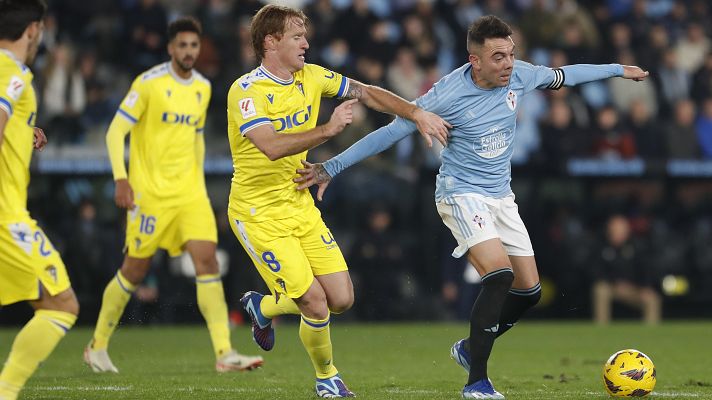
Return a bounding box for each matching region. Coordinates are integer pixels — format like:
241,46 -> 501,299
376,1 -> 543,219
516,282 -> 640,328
547,68 -> 565,90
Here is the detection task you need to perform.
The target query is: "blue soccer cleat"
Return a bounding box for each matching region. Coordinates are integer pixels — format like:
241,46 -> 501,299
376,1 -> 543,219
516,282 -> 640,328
462,378 -> 505,399
451,338 -> 471,373
240,291 -> 274,351
315,374 -> 355,398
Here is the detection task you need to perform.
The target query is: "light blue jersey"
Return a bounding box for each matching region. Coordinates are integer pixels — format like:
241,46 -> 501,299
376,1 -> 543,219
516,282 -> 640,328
324,60 -> 623,200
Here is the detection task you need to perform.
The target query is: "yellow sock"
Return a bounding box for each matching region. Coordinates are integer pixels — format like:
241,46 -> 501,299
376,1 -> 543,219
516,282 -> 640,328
299,313 -> 338,379
0,310 -> 76,400
196,274 -> 232,358
260,294 -> 300,318
92,271 -> 135,350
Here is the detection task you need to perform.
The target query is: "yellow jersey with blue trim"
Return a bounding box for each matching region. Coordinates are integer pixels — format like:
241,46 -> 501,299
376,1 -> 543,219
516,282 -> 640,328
0,49 -> 37,220
116,63 -> 211,207
227,63 -> 349,222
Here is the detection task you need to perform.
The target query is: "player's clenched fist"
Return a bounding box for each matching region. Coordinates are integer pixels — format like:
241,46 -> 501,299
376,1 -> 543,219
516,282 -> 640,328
325,98 -> 358,136
114,179 -> 135,209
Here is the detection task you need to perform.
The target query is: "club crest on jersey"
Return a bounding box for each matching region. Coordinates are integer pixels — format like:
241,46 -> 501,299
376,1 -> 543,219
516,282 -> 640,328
266,93 -> 274,104
196,91 -> 202,104
239,97 -> 257,119
506,90 -> 517,111
166,89 -> 172,98
295,81 -> 305,96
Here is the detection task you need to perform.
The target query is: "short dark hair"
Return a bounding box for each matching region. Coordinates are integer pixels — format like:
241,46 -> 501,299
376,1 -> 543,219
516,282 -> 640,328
167,16 -> 202,41
467,15 -> 513,50
0,0 -> 47,41
251,5 -> 308,62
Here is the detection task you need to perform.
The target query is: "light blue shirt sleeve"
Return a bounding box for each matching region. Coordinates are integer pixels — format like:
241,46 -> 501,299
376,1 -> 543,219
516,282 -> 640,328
561,64 -> 624,86
323,116 -> 416,177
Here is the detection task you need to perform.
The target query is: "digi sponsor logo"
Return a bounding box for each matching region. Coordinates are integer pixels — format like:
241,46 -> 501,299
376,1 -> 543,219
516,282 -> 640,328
161,112 -> 199,126
271,105 -> 312,132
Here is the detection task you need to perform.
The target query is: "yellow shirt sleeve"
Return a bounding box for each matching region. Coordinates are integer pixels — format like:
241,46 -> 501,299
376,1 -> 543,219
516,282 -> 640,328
305,64 -> 349,99
0,69 -> 28,118
105,77 -> 148,180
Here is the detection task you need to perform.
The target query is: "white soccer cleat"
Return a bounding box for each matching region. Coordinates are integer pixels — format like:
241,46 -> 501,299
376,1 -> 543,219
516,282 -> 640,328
215,350 -> 264,372
83,345 -> 119,373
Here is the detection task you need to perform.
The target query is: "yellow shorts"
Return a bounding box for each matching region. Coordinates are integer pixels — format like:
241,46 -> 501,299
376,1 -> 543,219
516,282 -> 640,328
0,217 -> 71,306
125,195 -> 217,258
229,206 -> 348,298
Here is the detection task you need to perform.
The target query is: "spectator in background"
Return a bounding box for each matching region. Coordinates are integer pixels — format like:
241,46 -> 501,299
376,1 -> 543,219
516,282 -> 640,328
628,99 -> 664,159
350,204 -> 410,320
42,42 -> 86,144
539,98 -> 585,170
609,50 -> 658,114
591,105 -> 637,159
695,97 -> 712,158
656,48 -> 690,114
387,47 -> 425,101
123,0 -> 168,75
592,214 -> 661,325
664,99 -> 700,159
674,22 -> 710,74
691,53 -> 712,104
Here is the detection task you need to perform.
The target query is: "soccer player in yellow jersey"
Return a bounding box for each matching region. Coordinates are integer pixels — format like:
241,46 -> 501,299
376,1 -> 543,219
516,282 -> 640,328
0,2 -> 80,400
83,17 -> 263,374
231,5 -> 451,397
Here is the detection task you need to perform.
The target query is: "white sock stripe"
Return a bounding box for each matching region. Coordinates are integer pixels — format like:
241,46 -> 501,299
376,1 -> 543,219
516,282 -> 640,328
509,284 -> 542,296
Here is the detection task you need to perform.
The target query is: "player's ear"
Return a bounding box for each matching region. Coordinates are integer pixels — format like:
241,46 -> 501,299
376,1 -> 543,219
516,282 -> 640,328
469,53 -> 480,69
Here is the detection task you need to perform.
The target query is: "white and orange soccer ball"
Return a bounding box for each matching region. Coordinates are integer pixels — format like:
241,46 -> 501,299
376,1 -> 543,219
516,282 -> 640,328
602,349 -> 656,397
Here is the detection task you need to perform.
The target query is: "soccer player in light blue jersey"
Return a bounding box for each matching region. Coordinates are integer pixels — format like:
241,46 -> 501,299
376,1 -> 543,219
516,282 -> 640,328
295,15 -> 649,399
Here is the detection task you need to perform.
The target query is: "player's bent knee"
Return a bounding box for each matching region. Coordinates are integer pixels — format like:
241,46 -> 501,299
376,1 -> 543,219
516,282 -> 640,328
328,295 -> 354,314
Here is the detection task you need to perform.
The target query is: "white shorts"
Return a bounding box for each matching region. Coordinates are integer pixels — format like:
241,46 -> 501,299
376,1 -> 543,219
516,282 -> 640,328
436,193 -> 534,258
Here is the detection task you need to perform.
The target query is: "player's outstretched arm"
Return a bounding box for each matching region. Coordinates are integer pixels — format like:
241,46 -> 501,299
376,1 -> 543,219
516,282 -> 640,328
247,99 -> 357,161
294,115 -> 416,198
344,79 -> 451,147
294,160 -> 331,201
556,64 -> 649,87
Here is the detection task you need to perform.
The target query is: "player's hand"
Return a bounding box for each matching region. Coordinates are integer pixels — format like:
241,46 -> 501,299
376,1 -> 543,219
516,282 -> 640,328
325,99 -> 358,136
115,179 -> 135,209
622,66 -> 649,81
33,127 -> 47,151
294,160 -> 332,201
412,108 -> 452,147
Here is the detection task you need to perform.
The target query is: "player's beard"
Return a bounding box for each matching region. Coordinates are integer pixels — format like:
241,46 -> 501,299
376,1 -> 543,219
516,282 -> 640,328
176,57 -> 194,73
26,39 -> 40,65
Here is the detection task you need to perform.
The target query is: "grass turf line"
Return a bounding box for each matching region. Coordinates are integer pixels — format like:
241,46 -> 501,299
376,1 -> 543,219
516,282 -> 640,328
0,322 -> 710,399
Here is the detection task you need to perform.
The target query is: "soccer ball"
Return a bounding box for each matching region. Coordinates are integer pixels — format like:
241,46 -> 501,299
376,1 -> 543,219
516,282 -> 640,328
602,349 -> 656,397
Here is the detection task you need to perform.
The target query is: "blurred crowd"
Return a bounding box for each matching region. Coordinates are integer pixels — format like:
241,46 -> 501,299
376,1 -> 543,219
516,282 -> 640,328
5,0 -> 712,325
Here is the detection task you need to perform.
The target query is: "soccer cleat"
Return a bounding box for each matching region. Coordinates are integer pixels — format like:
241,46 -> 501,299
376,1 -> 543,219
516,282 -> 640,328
83,344 -> 119,373
462,379 -> 505,399
215,349 -> 264,372
451,338 -> 471,373
315,374 -> 355,398
240,291 -> 275,351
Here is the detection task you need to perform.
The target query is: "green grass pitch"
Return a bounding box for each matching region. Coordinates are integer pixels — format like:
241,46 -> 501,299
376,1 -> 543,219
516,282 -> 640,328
1,322 -> 711,399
